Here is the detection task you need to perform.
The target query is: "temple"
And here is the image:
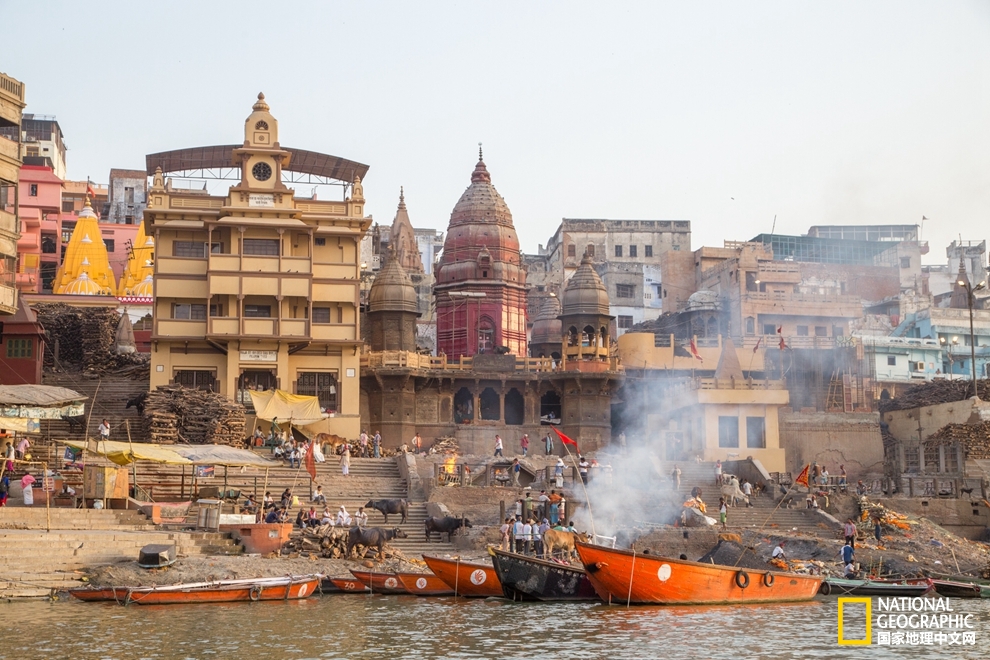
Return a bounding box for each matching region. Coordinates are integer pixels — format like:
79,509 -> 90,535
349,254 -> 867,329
51,198 -> 117,295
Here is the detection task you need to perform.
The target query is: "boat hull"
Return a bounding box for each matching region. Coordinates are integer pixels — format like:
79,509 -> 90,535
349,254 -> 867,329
490,548 -> 598,602
350,570 -> 408,594
575,542 -> 822,605
396,572 -> 455,596
329,577 -> 370,593
932,580 -> 984,599
423,556 -> 502,597
69,576 -> 320,605
824,578 -> 933,597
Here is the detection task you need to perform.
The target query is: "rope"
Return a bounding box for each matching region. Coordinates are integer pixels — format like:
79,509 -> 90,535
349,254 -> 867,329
454,557 -> 459,598
626,548 -> 636,608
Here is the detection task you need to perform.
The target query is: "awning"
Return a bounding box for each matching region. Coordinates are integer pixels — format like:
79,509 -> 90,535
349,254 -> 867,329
249,389 -> 327,426
63,439 -> 278,468
0,385 -> 85,407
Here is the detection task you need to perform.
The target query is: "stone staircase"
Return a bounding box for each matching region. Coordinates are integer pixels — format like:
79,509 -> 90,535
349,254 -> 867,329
0,508 -> 242,597
40,373 -> 145,441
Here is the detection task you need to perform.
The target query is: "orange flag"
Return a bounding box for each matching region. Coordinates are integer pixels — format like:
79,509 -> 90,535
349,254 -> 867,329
794,464 -> 810,488
552,427 -> 579,451
305,442 -> 317,481
689,338 -> 704,363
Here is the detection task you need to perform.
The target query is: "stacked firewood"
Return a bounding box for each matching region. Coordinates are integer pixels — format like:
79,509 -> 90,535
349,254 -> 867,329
879,378 -> 990,413
930,421 -> 990,459
34,303 -> 149,378
142,385 -> 246,445
428,436 -> 460,454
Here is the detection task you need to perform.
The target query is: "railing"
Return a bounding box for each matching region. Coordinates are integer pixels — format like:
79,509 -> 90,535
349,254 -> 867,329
295,201 -> 347,215
0,136 -> 18,161
361,350 -> 617,373
0,73 -> 24,101
668,376 -> 787,392
743,291 -> 861,305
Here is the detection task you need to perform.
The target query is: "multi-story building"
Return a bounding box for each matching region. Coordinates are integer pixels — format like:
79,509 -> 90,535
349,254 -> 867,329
0,113 -> 66,180
146,94 -> 371,437
107,169 -> 148,225
925,240 -> 987,301
0,71 -> 25,315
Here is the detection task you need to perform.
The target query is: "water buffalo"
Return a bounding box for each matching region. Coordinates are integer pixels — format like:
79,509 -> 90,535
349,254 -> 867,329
125,392 -> 148,415
365,498 -> 408,524
542,529 -> 591,560
346,526 -> 408,559
424,516 -> 471,542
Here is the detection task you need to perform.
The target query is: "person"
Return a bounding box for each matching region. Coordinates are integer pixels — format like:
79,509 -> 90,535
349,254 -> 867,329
840,541 -> 855,576
521,518 -> 533,555
373,432 -> 382,458
280,488 -> 293,508
499,517 -> 511,551
515,498 -> 523,519
336,505 -> 351,527
288,444 -> 301,469
513,517 -> 525,553
554,458 -> 565,488
618,431 -> 627,453
355,507 -> 368,528
512,458 -> 521,486
312,485 -> 327,506
98,419 -> 111,443
520,434 -> 530,456
263,491 -> 275,511
242,494 -> 259,515
578,456 -> 590,485
532,518 -> 543,557
545,432 -> 554,455
340,446 -> 351,476
252,426 -> 265,446
873,517 -> 883,545
295,510 -> 307,529
264,507 -> 282,524
412,433 -> 422,453
671,465 -> 682,489
718,497 -> 727,531
537,490 -> 550,520
856,480 -> 867,496
820,465 -> 830,488
838,465 -> 848,492
494,435 -> 503,457
741,479 -> 753,507
0,475 -> 8,507
714,460 -> 722,486
312,439 -> 325,464
321,507 -> 334,526
548,490 -> 562,525
772,541 -> 787,560
16,435 -> 30,461
4,441 -> 13,472
566,521 -> 577,534
20,471 -> 35,506
359,430 -> 369,457
844,519 -> 857,548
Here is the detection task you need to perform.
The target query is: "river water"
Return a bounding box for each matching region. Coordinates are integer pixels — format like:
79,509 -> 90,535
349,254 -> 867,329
3,595 -> 989,659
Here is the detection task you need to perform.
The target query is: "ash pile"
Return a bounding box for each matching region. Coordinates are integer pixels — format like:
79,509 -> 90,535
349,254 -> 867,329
35,303 -> 149,378
142,385 -> 246,445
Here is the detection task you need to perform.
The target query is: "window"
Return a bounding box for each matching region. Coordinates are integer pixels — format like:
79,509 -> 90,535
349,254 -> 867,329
209,303 -> 224,317
815,326 -> 827,337
61,200 -> 74,212
244,305 -> 272,318
313,307 -> 331,324
887,356 -> 896,366
6,338 -> 31,358
243,238 -> 280,256
125,187 -> 134,205
237,370 -> 277,407
41,235 -> 56,254
125,215 -> 134,225
746,417 -> 766,449
567,244 -> 576,257
618,315 -> 633,329
616,284 -> 635,298
645,245 -> 653,258
297,372 -> 338,411
0,182 -> 11,208
173,241 -> 206,258
945,445 -> 959,473
900,257 -> 911,269
315,237 -> 326,247
29,184 -> 38,197
924,444 -> 939,472
718,416 -> 739,448
103,239 -> 114,253
173,370 -> 215,391
586,244 -> 595,257
672,245 -> 680,251
832,326 -> 844,337
745,318 -> 755,334
904,447 -> 920,472
797,326 -> 809,336
615,245 -> 623,258
629,245 -> 637,258
763,324 -> 776,335
255,120 -> 269,131
172,304 -> 207,320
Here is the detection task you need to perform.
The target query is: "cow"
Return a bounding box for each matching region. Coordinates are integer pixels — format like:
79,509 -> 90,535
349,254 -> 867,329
313,433 -> 348,456
542,529 -> 591,560
424,516 -> 471,542
365,498 -> 408,524
720,476 -> 749,507
125,392 -> 149,415
346,526 -> 408,559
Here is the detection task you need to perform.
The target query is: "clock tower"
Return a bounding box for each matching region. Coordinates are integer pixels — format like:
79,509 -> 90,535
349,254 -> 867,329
230,93 -> 292,203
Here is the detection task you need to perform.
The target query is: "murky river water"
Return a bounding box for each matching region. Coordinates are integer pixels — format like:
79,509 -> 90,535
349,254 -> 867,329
3,595 -> 989,659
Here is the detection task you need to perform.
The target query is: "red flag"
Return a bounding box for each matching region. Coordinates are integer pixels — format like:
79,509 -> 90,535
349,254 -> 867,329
753,336 -> 762,353
689,338 -> 704,363
305,442 -> 317,481
776,326 -> 782,335
552,427 -> 579,451
779,336 -> 787,350
794,464 -> 810,488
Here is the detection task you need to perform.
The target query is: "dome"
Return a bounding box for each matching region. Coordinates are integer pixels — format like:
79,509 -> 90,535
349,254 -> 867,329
560,253 -> 610,317
368,252 -> 419,314
530,295 -> 562,346
686,290 -> 720,312
132,274 -> 154,298
63,271 -> 104,295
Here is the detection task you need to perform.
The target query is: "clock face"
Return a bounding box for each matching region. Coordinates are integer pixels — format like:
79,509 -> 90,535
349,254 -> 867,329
252,162 -> 272,182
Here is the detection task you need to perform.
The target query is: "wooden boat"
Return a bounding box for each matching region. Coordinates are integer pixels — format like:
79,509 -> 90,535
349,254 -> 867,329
349,570 -> 408,594
328,577 -> 370,593
69,574 -> 321,605
423,556 -> 502,597
931,579 -> 990,599
490,548 -> 598,602
822,577 -> 933,597
396,572 -> 455,596
575,542 -> 822,605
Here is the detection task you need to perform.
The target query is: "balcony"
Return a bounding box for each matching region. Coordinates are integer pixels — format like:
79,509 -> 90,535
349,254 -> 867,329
0,136 -> 18,162
242,256 -> 280,273
312,324 -> 357,341
209,318 -> 240,335
243,318 -> 276,336
313,263 -> 358,280
158,256 -> 207,276
0,209 -> 17,238
156,319 -> 208,337
206,317 -> 312,339
280,318 -> 309,338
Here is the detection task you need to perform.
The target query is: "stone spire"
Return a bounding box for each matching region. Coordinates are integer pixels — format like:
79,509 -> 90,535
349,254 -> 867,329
714,335 -> 744,380
390,187 -> 423,273
950,256 -> 971,310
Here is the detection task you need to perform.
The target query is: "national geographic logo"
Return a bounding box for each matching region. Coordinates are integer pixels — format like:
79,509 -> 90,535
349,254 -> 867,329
837,597 -> 872,646
838,596 -> 978,647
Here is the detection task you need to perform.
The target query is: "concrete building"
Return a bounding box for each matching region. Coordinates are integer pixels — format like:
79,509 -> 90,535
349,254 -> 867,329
146,94 -> 371,437
107,169 -> 147,225
0,298 -> 45,385
0,71 -> 25,316
0,113 -> 66,180
859,335 -> 942,392
925,240 -> 987,301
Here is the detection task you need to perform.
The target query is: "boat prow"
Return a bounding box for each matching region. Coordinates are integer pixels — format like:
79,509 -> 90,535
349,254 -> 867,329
490,547 -> 598,602
350,570 -> 408,594
423,556 -> 502,597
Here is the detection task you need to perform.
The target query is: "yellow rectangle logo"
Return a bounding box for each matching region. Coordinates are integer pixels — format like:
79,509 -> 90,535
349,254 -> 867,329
838,597 -> 872,645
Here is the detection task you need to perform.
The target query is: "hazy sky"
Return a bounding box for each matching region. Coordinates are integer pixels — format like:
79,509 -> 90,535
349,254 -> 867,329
3,1 -> 989,263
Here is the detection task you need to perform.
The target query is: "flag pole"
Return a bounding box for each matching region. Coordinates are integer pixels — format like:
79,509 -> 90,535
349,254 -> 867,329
553,428 -> 596,539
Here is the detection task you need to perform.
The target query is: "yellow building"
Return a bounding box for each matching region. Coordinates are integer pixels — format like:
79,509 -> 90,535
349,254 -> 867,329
52,199 -> 118,295
0,71 -> 25,314
146,94 -> 371,437
118,220 -> 155,296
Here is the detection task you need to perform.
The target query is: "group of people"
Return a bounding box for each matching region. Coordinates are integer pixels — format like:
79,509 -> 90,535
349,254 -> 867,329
269,432 -> 325,468
495,432 -> 561,458
500,516 -> 578,557
251,485 -> 369,529
358,430 -> 384,458
513,489 -> 567,525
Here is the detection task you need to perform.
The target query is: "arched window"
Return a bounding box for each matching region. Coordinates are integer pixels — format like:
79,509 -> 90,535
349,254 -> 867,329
583,325 -> 596,347
567,326 -> 579,346
454,387 -> 474,424
480,387 -> 500,421
504,388 -> 524,425
586,244 -> 595,258
477,317 -> 495,354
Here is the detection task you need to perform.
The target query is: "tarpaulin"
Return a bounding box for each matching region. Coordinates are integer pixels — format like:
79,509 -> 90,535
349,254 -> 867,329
0,417 -> 41,433
63,439 -> 278,468
248,389 -> 326,426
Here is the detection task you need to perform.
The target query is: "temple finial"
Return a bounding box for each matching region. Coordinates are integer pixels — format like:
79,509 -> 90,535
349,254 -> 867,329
478,142 -> 483,161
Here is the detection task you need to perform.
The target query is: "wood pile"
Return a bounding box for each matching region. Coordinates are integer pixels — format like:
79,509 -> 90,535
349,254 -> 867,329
282,524 -> 407,560
930,422 -> 990,459
428,436 -> 460,455
879,378 -> 990,413
142,384 -> 246,445
34,303 -> 150,378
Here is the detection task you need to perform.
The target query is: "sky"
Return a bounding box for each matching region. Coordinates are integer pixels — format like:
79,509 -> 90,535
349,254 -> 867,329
3,1 -> 989,263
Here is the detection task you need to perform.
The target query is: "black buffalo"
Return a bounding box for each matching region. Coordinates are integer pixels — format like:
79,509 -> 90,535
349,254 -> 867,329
365,498 -> 408,524
424,516 -> 472,543
346,526 -> 408,559
125,392 -> 148,415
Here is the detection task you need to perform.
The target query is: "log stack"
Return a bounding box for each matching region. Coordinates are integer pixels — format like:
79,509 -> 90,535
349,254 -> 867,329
34,303 -> 150,378
142,385 -> 246,445
930,421 -> 990,459
879,378 -> 990,413
428,436 -> 460,455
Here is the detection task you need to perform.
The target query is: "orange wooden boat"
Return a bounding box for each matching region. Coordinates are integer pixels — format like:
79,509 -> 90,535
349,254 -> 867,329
396,572 -> 455,596
423,556 -> 502,597
69,575 -> 321,605
329,577 -> 370,593
350,570 -> 408,594
575,542 -> 823,605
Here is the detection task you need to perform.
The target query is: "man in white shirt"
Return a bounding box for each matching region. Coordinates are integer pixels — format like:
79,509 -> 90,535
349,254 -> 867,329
741,480 -> 753,507
98,420 -> 111,442
772,542 -> 786,560
521,519 -> 533,555
513,517 -> 525,554
354,507 -> 368,528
